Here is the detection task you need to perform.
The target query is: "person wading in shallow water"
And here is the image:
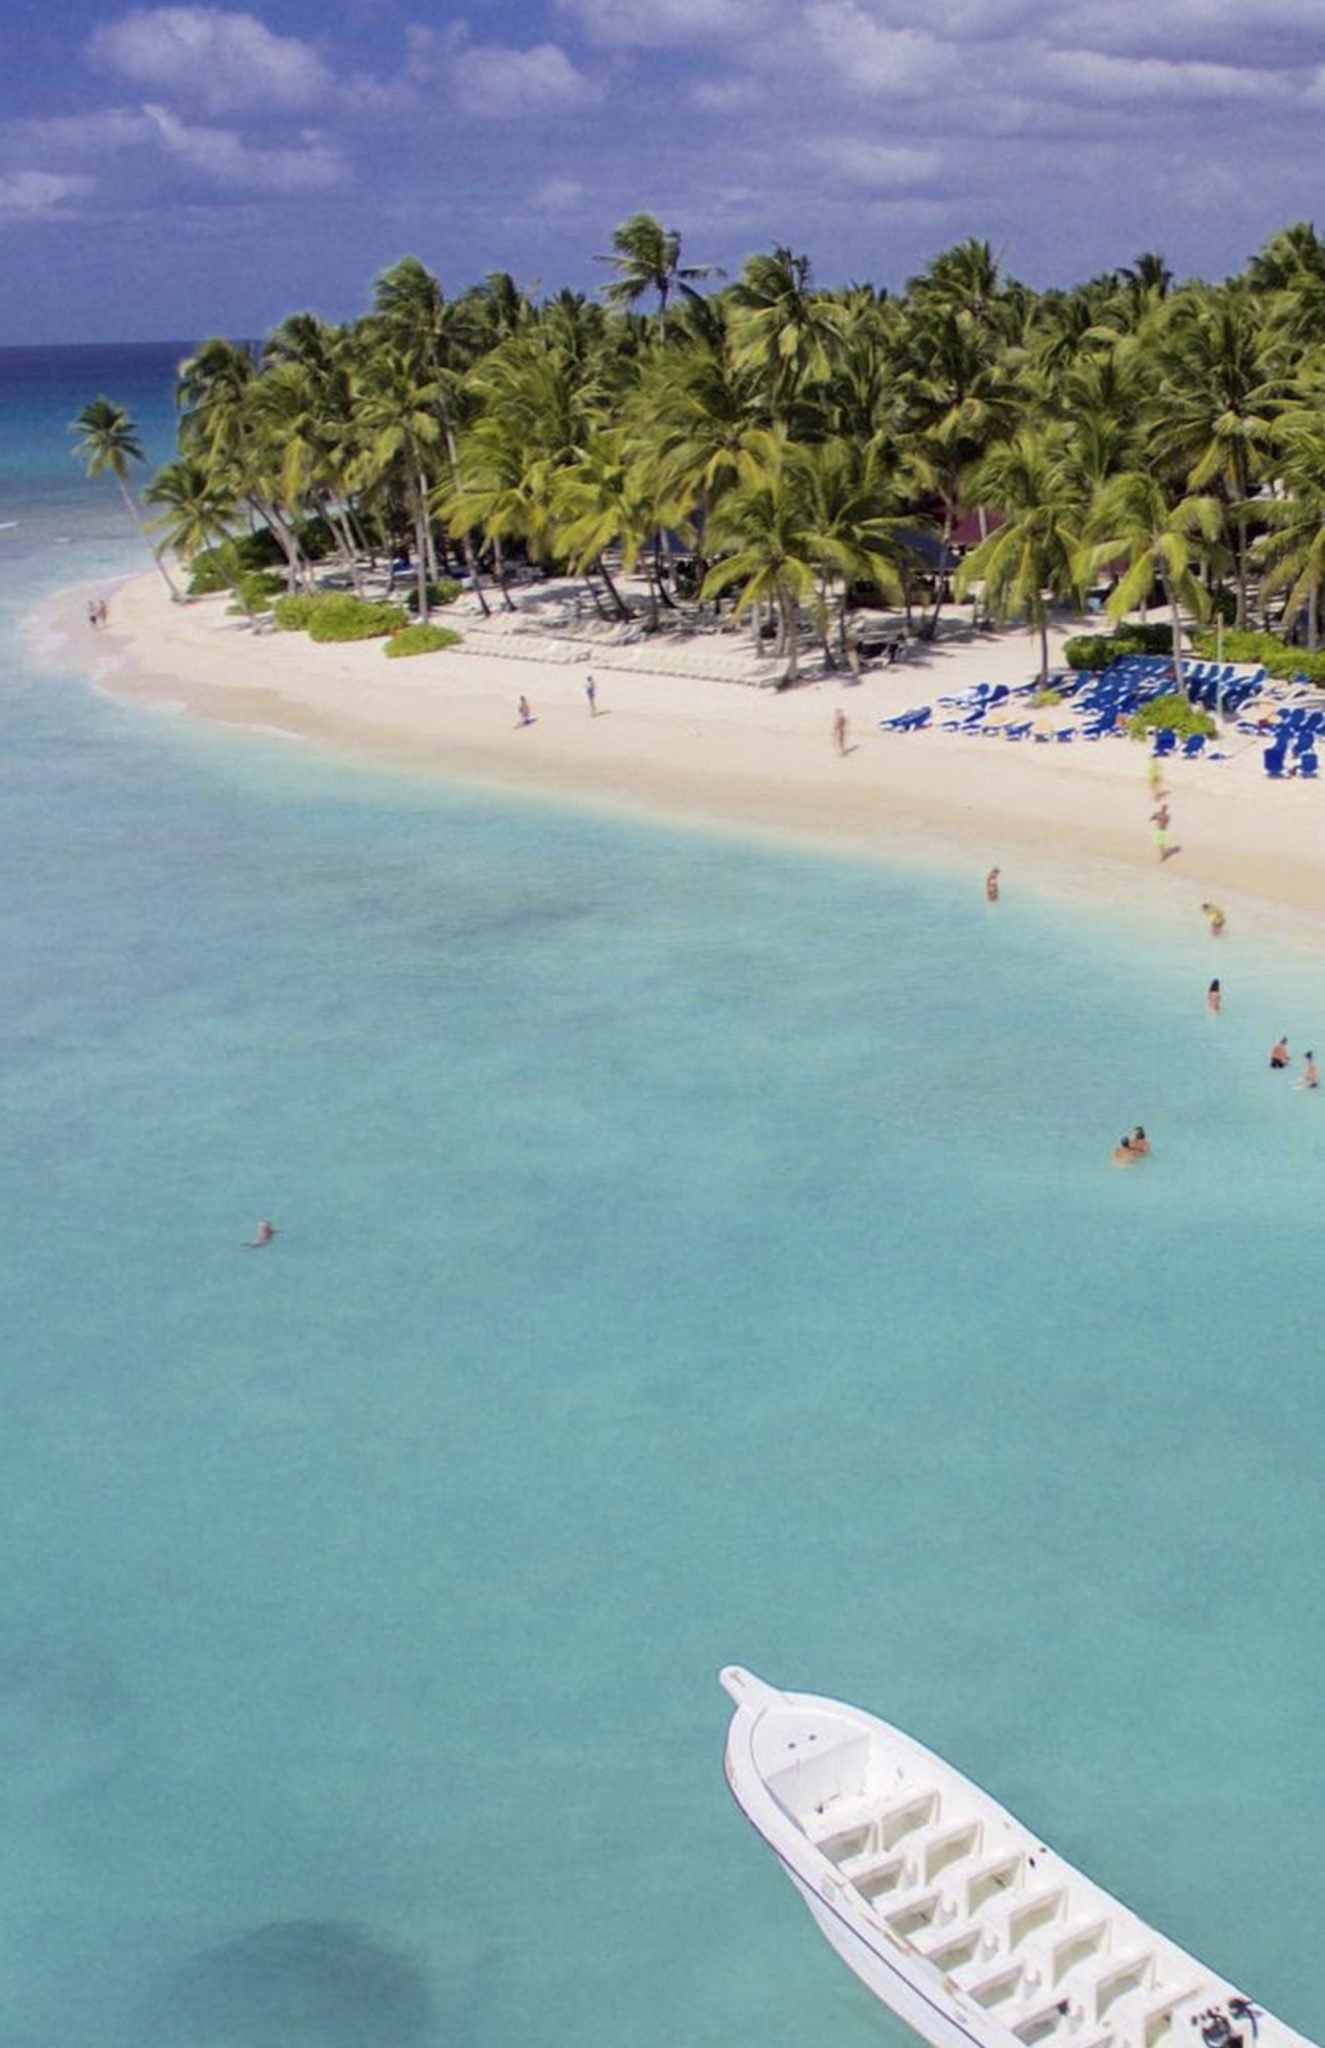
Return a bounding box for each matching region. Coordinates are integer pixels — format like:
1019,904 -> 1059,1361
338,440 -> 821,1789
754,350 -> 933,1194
986,866 -> 1000,902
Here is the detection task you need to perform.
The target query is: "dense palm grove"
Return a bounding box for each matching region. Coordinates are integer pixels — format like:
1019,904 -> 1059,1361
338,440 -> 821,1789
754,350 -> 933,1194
69,216 -> 1325,683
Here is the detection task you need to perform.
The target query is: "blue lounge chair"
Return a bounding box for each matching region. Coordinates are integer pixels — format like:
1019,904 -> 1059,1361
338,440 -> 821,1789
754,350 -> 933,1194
1182,732 -> 1206,758
1153,728 -> 1177,756
1265,748 -> 1287,778
1301,752 -> 1319,779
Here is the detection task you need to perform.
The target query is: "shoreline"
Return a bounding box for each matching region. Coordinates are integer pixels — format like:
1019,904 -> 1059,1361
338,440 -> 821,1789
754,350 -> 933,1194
27,570 -> 1325,947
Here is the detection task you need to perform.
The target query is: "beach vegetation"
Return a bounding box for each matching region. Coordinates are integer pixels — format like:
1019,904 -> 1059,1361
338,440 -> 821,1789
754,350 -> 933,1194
405,579 -> 462,613
83,212 -> 1325,693
383,622 -> 462,657
271,591 -> 406,640
1127,694 -> 1216,740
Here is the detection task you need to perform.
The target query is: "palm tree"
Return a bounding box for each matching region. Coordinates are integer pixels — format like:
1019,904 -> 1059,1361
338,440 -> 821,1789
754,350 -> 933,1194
351,344 -> 443,621
71,398 -> 179,595
1147,287 -> 1280,627
956,428 -> 1085,684
594,213 -> 722,337
701,430 -> 822,683
143,456 -> 240,602
1082,472 -> 1222,694
1251,410 -> 1325,647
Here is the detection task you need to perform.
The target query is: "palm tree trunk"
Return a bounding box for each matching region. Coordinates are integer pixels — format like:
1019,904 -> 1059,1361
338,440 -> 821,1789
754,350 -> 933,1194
1038,611 -> 1050,687
492,538 -> 516,611
1235,510 -> 1248,631
1169,587 -> 1184,698
1310,584 -> 1319,652
411,481 -> 430,622
784,588 -> 800,683
117,475 -> 179,596
596,554 -> 631,620
438,416 -> 490,617
925,503 -> 955,639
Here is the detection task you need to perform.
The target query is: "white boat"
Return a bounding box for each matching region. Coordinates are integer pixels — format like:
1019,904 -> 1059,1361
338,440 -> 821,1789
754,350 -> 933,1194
720,1668 -> 1313,2048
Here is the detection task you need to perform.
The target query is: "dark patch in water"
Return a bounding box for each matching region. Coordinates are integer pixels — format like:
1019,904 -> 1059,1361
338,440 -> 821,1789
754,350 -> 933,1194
138,1921 -> 435,2048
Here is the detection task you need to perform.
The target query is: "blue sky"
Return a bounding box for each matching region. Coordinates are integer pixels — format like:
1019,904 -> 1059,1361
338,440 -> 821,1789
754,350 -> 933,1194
3,0 -> 1325,343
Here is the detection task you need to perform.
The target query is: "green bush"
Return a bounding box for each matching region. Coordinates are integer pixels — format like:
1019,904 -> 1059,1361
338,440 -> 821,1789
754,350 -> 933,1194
226,570 -> 283,614
272,592 -> 322,631
1190,627 -> 1325,685
405,579 -> 462,614
383,623 -> 463,658
187,549 -> 233,597
1127,693 -> 1216,741
307,594 -> 406,642
1064,625 -> 1179,670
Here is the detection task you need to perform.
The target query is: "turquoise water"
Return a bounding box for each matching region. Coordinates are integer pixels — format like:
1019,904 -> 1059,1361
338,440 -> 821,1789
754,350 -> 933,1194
3,348 -> 1325,2048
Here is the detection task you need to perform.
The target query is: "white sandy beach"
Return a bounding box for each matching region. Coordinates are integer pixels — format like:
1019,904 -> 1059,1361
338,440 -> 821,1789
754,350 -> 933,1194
31,570 -> 1325,936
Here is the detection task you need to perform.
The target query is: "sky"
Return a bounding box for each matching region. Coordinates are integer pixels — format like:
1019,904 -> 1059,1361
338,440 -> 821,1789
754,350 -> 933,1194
3,0 -> 1325,343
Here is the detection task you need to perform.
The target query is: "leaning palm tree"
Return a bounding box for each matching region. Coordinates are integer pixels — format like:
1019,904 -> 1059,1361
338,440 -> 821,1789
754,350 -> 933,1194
1081,471 -> 1222,694
594,213 -> 722,338
143,456 -> 241,603
957,428 -> 1086,685
71,398 -> 179,595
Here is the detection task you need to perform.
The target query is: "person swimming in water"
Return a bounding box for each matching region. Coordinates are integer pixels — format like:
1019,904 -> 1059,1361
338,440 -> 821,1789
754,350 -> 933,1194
242,1220 -> 277,1249
1113,1127 -> 1150,1165
1270,1035 -> 1290,1070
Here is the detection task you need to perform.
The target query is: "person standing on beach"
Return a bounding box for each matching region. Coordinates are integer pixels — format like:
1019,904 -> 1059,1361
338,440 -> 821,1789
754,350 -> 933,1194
1152,800 -> 1170,862
833,708 -> 848,756
986,866 -> 1000,902
87,599 -> 100,629
517,695 -> 533,727
585,674 -> 597,717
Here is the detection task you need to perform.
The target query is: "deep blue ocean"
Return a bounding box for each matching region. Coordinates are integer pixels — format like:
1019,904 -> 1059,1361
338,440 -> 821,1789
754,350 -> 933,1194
3,344 -> 1325,2048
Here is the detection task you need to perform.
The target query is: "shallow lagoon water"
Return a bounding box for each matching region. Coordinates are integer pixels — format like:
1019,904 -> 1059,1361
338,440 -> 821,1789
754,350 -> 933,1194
3,348 -> 1325,2048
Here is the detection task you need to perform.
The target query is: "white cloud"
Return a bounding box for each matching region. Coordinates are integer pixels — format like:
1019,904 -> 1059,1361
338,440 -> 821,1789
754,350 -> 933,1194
808,137 -> 941,187
139,104 -> 344,188
532,174 -> 586,211
554,0 -> 776,44
804,4 -> 952,96
1052,0 -> 1325,50
452,42 -> 599,118
0,170 -> 94,216
86,8 -> 331,116
690,77 -> 761,112
1041,47 -> 1290,100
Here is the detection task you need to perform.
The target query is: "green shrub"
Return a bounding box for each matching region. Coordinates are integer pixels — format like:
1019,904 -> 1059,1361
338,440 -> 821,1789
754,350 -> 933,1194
225,569 -> 283,614
272,592 -> 322,631
383,623 -> 463,658
1064,624 -> 1179,670
187,549 -> 233,597
405,579 -> 462,614
1190,627 -> 1325,685
1127,693 -> 1216,741
307,594 -> 406,642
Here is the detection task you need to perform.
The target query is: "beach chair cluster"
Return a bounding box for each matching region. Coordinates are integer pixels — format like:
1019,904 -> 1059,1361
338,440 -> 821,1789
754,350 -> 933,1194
1181,660 -> 1265,714
880,655 -> 1271,751
1258,705 -> 1322,779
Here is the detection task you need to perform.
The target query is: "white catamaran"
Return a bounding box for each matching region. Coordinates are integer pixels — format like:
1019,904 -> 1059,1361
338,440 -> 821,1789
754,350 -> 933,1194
721,1668 -> 1312,2048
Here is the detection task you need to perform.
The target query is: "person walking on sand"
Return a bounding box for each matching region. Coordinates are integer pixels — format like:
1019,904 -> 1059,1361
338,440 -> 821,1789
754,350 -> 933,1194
1270,1034 -> 1290,1070
986,866 -> 1000,903
243,1220 -> 277,1249
1207,978 -> 1221,1014
1151,799 -> 1170,862
1202,901 -> 1226,937
585,674 -> 597,717
833,707 -> 848,756
517,695 -> 533,727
